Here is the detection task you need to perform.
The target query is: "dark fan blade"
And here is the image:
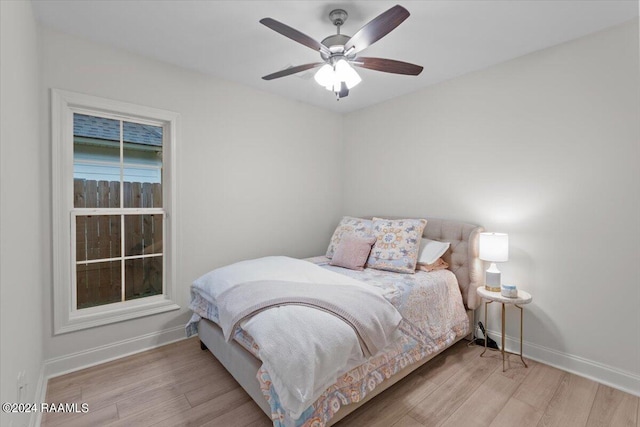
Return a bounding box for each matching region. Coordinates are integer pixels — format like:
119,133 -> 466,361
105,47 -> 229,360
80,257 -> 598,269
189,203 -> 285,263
343,5 -> 410,55
262,63 -> 324,80
260,18 -> 330,56
353,57 -> 423,75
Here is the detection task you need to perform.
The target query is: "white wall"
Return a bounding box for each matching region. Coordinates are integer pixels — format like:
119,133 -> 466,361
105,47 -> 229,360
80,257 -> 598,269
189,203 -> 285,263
343,20 -> 640,393
39,28 -> 344,366
0,1 -> 45,426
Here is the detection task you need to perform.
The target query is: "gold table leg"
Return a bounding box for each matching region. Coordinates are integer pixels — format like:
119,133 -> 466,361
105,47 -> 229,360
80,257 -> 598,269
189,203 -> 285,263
501,302 -> 506,371
479,299 -> 528,371
516,304 -> 528,368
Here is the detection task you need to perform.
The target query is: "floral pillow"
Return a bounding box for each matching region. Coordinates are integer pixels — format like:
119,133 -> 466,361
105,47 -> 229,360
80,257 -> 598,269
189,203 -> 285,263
326,216 -> 373,259
366,218 -> 427,274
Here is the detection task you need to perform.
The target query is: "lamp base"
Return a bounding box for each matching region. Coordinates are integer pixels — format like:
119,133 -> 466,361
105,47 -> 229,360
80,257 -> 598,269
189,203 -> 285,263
485,268 -> 501,292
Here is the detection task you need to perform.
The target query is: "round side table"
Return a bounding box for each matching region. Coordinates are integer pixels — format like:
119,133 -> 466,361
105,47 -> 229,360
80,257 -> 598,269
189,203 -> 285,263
477,286 -> 532,372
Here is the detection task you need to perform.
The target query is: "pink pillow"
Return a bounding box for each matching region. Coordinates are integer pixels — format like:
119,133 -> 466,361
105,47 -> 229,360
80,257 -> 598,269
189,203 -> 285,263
329,235 -> 377,271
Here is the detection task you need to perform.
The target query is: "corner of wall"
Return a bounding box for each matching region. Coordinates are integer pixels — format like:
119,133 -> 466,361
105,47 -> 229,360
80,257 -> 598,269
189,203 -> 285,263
1,1 -> 46,426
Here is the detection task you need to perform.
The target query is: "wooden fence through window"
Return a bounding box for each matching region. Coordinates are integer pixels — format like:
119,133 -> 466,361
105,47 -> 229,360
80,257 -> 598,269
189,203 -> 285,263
74,178 -> 162,209
74,179 -> 163,309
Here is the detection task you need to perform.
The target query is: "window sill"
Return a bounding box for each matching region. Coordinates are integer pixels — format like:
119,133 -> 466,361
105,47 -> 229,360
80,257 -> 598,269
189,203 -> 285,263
55,297 -> 180,335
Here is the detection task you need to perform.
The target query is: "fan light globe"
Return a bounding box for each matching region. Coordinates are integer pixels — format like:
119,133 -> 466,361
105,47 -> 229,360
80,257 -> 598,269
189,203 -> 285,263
335,59 -> 361,89
314,64 -> 334,88
314,60 -> 362,92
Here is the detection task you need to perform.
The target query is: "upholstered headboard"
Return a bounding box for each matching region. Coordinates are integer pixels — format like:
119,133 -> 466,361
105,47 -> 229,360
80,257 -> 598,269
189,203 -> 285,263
421,218 -> 484,310
369,216 -> 484,310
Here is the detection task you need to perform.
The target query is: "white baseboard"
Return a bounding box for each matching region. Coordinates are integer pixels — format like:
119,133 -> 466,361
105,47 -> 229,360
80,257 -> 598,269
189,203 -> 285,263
488,328 -> 640,397
43,325 -> 188,380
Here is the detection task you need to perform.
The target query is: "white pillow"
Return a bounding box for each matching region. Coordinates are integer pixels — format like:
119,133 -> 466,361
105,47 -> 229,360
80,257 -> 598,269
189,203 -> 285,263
417,239 -> 450,265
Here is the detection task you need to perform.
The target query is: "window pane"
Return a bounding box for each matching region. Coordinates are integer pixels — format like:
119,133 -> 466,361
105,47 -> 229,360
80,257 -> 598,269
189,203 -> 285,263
124,214 -> 163,257
125,257 -> 162,301
74,179 -> 120,209
73,113 -> 121,208
123,121 -> 162,208
77,261 -> 121,309
76,215 -> 121,261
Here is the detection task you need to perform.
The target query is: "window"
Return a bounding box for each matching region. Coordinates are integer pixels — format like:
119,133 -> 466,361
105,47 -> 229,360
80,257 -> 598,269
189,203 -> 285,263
52,89 -> 179,334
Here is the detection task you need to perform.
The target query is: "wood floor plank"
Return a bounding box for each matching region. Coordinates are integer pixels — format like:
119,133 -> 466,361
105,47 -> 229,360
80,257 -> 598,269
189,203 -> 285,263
498,356 -> 537,384
79,355 -> 218,413
42,386 -> 83,425
108,395 -> 191,427
47,338 -> 200,393
116,383 -> 186,419
44,404 -> 118,427
42,342 -> 219,427
151,386 -> 251,427
489,397 -> 543,427
80,349 -> 209,399
244,416 -> 275,427
49,348 -> 203,404
419,341 -> 484,385
538,373 -> 599,427
585,384 -> 638,427
440,367 -> 520,427
408,351 -> 500,427
44,384 -> 82,403
393,414 -> 425,427
200,400 -> 271,427
172,362 -> 234,395
183,367 -> 241,407
338,367 -> 439,427
512,362 -> 566,411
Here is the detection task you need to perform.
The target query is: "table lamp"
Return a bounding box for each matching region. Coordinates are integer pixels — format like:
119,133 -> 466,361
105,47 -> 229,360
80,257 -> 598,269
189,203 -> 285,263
479,232 -> 509,292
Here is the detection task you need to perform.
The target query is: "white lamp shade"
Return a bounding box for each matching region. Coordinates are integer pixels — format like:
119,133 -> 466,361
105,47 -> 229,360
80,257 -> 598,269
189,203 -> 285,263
479,232 -> 509,262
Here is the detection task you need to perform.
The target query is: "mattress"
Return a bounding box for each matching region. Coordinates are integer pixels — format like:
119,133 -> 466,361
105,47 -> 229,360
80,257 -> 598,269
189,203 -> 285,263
187,256 -> 469,426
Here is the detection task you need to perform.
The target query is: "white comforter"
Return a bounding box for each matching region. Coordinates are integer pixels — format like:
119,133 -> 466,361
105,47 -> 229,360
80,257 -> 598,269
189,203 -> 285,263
191,256 -> 403,419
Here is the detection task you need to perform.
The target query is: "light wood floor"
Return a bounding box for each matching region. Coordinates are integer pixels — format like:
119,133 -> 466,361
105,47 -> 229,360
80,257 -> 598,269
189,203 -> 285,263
43,337 -> 639,427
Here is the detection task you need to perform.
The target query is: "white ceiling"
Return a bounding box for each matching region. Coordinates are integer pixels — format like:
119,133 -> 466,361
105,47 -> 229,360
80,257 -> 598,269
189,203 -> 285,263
32,1 -> 637,113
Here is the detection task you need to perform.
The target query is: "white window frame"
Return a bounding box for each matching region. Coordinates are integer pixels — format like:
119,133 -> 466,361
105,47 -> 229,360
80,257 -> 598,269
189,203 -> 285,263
52,89 -> 180,334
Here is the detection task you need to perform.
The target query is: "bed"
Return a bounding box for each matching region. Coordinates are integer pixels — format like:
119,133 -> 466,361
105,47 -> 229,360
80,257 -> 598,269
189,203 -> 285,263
188,217 -> 484,427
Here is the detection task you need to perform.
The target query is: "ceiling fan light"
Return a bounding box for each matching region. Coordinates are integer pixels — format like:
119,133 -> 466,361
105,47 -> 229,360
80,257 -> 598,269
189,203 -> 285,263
334,59 -> 349,77
335,59 -> 361,89
344,68 -> 361,89
314,64 -> 334,88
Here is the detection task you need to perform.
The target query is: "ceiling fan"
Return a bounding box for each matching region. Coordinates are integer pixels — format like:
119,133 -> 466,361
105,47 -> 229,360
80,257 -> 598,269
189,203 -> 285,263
260,4 -> 423,100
